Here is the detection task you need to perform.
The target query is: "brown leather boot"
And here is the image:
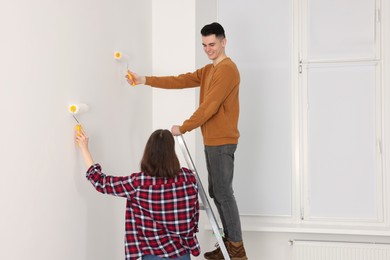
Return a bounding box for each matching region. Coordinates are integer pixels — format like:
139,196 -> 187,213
204,237 -> 228,260
204,239 -> 248,260
228,240 -> 248,260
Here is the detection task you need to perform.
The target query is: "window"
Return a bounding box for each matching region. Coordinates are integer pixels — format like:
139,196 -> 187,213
219,0 -> 387,230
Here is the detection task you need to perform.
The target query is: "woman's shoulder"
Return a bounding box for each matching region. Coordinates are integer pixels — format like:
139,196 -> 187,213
180,167 -> 192,173
129,171 -> 154,184
178,167 -> 197,183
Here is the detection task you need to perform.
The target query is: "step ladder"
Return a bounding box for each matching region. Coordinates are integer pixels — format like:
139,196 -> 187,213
176,135 -> 230,260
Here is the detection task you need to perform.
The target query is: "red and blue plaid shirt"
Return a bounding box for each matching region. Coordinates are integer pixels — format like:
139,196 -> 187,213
86,164 -> 200,260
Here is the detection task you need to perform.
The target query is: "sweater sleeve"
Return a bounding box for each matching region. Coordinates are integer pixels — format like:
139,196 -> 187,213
145,68 -> 203,89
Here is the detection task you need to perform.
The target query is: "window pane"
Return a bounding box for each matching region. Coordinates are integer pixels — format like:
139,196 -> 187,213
306,64 -> 378,220
308,0 -> 376,60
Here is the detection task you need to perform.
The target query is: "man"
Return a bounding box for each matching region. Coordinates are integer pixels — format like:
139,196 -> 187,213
127,22 -> 247,260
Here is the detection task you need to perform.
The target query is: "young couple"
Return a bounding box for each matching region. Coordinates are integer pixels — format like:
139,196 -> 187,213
75,22 -> 247,260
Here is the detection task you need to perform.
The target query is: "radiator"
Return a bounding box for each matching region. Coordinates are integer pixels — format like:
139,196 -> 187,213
292,240 -> 390,260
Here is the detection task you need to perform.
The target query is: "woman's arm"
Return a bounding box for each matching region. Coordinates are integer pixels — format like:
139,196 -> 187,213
75,126 -> 136,198
75,126 -> 94,168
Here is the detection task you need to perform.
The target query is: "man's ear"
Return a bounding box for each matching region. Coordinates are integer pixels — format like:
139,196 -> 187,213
222,38 -> 227,47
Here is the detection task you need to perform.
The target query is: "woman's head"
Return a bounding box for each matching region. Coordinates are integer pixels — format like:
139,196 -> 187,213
140,129 -> 180,178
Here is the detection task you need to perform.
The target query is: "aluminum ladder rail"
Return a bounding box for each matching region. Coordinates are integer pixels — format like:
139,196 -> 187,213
176,135 -> 230,260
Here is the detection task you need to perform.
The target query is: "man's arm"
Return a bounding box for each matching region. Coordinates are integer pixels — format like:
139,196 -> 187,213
126,68 -> 205,89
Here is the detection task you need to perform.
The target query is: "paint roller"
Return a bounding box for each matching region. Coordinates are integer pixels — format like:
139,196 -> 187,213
114,51 -> 136,86
68,103 -> 89,132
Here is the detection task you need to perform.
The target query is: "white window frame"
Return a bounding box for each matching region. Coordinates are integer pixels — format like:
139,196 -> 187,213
295,0 -> 387,228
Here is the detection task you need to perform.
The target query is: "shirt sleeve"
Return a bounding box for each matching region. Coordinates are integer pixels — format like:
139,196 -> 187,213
86,163 -> 137,199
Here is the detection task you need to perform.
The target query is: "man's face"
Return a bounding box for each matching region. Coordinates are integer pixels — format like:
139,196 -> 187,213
202,34 -> 226,61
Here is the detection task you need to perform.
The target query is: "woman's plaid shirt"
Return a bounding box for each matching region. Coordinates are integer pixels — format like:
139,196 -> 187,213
86,164 -> 200,260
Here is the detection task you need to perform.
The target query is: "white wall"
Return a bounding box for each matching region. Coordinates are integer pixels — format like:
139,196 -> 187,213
0,0 -> 152,259
151,0 -> 197,162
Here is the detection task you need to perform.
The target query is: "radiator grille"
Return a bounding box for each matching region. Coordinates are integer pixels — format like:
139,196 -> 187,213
292,241 -> 390,260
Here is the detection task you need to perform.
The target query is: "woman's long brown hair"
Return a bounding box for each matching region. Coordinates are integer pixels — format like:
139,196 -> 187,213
140,129 -> 180,178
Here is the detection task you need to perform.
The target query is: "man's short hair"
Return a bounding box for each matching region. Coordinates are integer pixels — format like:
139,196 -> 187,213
201,22 -> 225,39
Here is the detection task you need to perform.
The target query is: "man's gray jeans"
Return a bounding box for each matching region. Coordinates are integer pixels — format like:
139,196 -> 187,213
205,144 -> 242,242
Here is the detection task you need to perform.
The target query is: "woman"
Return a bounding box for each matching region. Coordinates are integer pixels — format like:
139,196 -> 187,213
75,127 -> 200,260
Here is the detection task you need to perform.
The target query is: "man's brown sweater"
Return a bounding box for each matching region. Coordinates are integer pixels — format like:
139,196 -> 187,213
145,57 -> 240,146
